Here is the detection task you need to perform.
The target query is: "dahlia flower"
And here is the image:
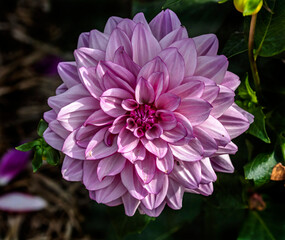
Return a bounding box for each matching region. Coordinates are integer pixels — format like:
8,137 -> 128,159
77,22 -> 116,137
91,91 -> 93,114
44,9 -> 253,217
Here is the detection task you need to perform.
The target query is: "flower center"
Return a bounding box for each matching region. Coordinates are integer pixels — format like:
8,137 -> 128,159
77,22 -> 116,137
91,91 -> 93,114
126,104 -> 158,137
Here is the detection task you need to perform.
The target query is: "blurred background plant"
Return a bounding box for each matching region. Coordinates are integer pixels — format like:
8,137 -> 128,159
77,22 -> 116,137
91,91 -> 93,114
0,0 -> 285,239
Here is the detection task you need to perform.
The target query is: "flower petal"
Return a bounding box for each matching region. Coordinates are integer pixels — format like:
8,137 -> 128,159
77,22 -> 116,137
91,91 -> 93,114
169,38 -> 197,77
221,71 -> 240,90
113,47 -> 141,76
149,9 -> 181,41
57,62 -> 81,88
104,16 -> 123,35
156,110 -> 177,130
84,109 -> 114,127
210,86 -> 235,118
210,154 -> 234,173
74,47 -> 105,68
57,97 -> 100,131
215,141 -> 238,155
48,84 -> 90,113
97,61 -> 136,88
83,161 -> 114,190
166,178 -> 184,210
78,67 -> 103,99
137,57 -> 169,93
117,19 -> 136,39
105,28 -> 132,61
145,124 -> 163,140
169,138 -> 203,162
143,170 -> 166,194
141,138 -> 168,158
135,152 -> 156,183
193,127 -> 218,157
89,30 -> 109,50
218,105 -> 251,139
121,161 -> 148,200
77,32 -> 89,48
135,77 -> 155,104
155,92 -> 181,111
95,177 -> 127,204
169,80 -> 205,99
97,154 -> 126,181
117,127 -> 139,153
43,127 -> 64,151
193,34 -> 218,56
109,115 -> 128,134
85,127 -> 118,160
160,122 -> 187,143
142,175 -> 168,209
156,148 -> 174,174
200,158 -> 217,184
122,193 -> 140,216
122,142 -> 146,163
62,130 -> 86,160
132,23 -> 161,66
196,116 -> 231,147
159,26 -> 188,49
195,55 -> 228,84
100,88 -> 132,117
158,47 -> 185,89
62,156 -> 83,181
176,98 -> 212,126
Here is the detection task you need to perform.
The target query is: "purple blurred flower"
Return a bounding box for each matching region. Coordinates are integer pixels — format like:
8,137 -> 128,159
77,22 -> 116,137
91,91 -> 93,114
44,10 -> 253,217
35,55 -> 62,76
0,192 -> 47,212
0,149 -> 30,186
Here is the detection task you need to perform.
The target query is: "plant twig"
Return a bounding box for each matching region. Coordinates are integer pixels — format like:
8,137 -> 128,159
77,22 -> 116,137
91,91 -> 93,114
248,14 -> 261,97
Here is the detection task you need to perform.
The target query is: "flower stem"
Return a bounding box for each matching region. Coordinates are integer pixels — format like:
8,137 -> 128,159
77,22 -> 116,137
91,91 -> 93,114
248,14 -> 261,97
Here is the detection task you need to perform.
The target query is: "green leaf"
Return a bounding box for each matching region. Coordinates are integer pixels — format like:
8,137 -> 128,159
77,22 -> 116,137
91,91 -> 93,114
254,0 -> 285,57
238,211 -> 276,240
44,147 -> 60,165
32,148 -> 43,172
16,140 -> 40,152
237,76 -> 270,143
238,75 -> 258,104
248,105 -> 270,143
222,32 -> 248,58
244,152 -> 277,186
37,119 -> 48,137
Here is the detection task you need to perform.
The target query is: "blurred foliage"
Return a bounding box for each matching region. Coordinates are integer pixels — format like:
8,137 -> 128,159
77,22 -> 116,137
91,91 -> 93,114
2,0 -> 285,239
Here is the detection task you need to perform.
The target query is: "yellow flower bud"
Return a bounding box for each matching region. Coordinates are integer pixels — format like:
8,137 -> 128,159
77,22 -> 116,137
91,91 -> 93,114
233,0 -> 263,16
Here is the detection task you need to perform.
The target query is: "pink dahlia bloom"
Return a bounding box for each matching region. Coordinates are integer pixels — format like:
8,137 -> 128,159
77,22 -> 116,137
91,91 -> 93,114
44,10 -> 253,217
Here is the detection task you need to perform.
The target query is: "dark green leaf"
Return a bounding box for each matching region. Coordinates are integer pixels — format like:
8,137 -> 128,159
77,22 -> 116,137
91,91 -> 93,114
238,75 -> 258,104
248,105 -> 270,143
244,152 -> 277,186
163,0 -> 220,9
111,208 -> 155,238
222,32 -> 248,58
32,148 -> 43,172
279,132 -> 285,161
44,147 -> 60,165
237,76 -> 270,143
238,211 -> 275,240
15,140 -> 40,152
37,119 -> 48,137
254,0 -> 285,57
